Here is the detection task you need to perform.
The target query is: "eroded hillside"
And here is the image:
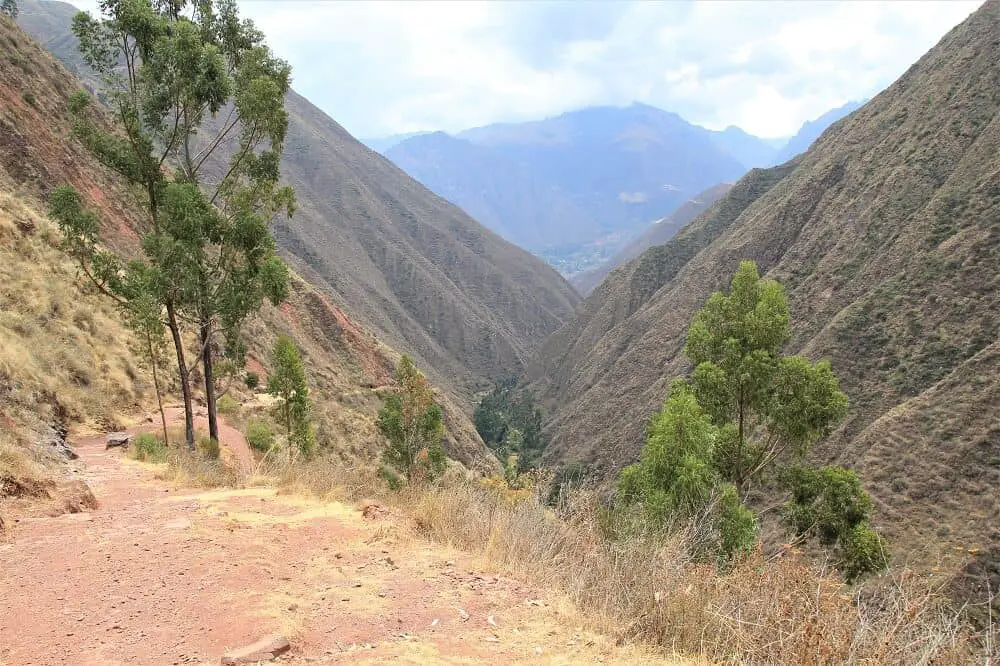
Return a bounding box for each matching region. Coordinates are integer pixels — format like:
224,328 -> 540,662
15,0 -> 580,414
0,14 -> 497,482
533,0 -> 1000,579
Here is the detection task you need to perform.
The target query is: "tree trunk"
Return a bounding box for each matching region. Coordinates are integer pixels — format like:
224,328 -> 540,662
147,331 -> 169,446
201,320 -> 219,444
166,299 -> 195,449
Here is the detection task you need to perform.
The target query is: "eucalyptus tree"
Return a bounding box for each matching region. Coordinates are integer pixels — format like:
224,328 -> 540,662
52,0 -> 293,446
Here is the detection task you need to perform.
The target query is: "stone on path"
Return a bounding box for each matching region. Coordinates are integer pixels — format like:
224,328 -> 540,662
105,432 -> 130,450
220,635 -> 290,665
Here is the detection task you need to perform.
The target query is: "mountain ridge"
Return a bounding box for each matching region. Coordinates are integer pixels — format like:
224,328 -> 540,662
531,0 -> 1000,579
15,0 -> 581,409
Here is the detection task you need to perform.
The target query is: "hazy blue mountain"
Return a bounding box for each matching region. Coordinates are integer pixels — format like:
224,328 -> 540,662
361,131 -> 434,153
387,103 -> 747,274
569,182 -> 733,294
708,126 -> 779,169
385,132 -> 602,250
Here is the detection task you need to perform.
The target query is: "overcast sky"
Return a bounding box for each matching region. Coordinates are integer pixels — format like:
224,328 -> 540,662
76,0 -> 984,139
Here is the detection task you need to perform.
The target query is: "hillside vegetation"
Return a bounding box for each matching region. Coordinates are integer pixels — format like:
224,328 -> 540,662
14,0 -> 580,414
532,0 -> 1000,604
0,12 -> 496,491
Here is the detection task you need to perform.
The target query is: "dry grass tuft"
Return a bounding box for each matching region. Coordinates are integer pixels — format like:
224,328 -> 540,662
408,480 -> 994,664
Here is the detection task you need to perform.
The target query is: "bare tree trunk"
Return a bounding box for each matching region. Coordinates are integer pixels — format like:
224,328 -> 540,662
146,331 -> 169,446
166,299 -> 195,449
201,320 -> 219,444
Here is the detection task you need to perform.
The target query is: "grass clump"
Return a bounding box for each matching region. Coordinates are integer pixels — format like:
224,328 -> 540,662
197,436 -> 220,460
246,420 -> 275,453
408,480 -> 986,664
216,394 -> 239,415
130,433 -> 167,463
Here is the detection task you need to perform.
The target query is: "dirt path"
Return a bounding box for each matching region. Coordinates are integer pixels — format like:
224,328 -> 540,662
0,424 -> 679,665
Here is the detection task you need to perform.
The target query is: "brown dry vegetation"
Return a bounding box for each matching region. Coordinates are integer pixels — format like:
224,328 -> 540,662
137,448 -> 998,664
531,0 -> 1000,612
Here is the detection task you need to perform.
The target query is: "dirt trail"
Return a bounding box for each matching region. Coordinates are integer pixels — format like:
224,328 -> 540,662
0,421 -> 679,665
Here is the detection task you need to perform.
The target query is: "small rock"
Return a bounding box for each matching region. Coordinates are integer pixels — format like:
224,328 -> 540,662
106,432 -> 130,450
220,635 -> 290,665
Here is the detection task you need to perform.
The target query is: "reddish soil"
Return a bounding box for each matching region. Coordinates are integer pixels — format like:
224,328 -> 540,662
0,420 -> 669,665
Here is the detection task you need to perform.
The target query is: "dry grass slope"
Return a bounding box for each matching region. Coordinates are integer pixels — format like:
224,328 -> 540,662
0,14 -> 497,520
531,0 -> 1000,608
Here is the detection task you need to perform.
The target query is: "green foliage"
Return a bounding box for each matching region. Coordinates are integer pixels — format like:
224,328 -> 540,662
474,376 -> 548,473
53,0 -> 296,448
615,381 -> 756,561
216,394 -> 238,415
21,91 -> 35,107
244,372 -> 260,390
686,260 -> 848,492
379,465 -> 404,491
616,261 -> 880,578
840,522 -> 891,582
131,433 -> 167,463
246,420 -> 274,453
267,335 -> 313,458
198,437 -> 220,460
378,355 -> 448,485
1,0 -> 18,19
783,466 -> 889,580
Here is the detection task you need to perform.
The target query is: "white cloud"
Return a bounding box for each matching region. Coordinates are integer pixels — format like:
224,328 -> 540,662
72,0 -> 984,139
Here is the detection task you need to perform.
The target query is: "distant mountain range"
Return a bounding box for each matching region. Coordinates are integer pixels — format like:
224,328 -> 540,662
375,101 -> 864,280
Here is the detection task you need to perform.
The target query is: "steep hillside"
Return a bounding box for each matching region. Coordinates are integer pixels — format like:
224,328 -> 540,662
0,14 -> 497,477
533,0 -> 1000,572
386,131 -> 602,250
15,0 -> 580,408
570,183 -> 733,295
273,92 -> 579,401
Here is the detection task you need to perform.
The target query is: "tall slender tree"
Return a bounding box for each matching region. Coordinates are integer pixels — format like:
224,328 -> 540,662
52,0 -> 293,447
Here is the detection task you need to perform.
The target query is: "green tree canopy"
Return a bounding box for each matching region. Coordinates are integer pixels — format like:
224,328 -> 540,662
685,260 -> 848,493
617,260 -> 885,579
378,356 -> 447,485
267,334 -> 313,458
617,381 -> 756,561
1,0 -> 18,19
52,0 -> 294,448
783,465 -> 889,581
474,376 -> 548,473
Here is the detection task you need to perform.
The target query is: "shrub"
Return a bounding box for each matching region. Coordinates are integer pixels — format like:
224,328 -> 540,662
783,465 -> 889,581
378,355 -> 447,485
216,394 -> 238,415
131,433 -> 167,463
197,436 -> 220,460
21,91 -> 36,107
244,371 -> 259,390
246,421 -> 275,453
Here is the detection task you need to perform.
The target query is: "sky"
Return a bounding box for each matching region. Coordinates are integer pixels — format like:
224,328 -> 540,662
75,0 -> 984,140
